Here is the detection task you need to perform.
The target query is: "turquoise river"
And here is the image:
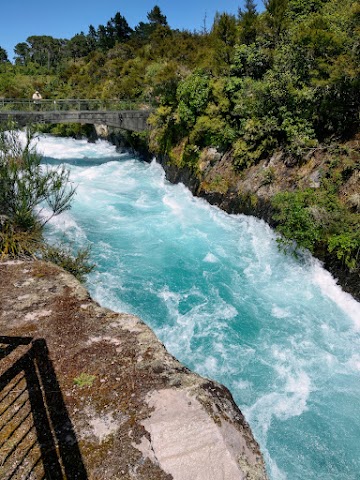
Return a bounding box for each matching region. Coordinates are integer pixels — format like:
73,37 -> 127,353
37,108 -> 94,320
35,134 -> 360,480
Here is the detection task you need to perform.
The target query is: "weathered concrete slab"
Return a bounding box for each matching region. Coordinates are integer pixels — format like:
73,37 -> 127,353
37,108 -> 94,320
0,260 -> 268,480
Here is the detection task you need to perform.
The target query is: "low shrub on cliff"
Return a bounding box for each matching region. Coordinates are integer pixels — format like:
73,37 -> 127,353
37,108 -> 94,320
41,243 -> 95,282
272,189 -> 360,271
0,217 -> 41,257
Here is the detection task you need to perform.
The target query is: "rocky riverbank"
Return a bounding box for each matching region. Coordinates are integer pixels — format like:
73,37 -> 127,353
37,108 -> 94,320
155,142 -> 360,303
0,259 -> 268,480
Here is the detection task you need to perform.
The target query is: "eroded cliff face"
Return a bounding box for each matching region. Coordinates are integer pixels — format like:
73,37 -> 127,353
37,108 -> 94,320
0,259 -> 268,480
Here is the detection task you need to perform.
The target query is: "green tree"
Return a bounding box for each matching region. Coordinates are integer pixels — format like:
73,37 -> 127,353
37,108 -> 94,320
264,0 -> 289,45
132,5 -> 168,44
0,127 -> 76,256
26,35 -> 66,69
112,12 -> 133,41
132,22 -> 154,43
97,25 -> 112,51
238,0 -> 259,45
211,12 -> 237,71
87,25 -> 98,49
105,12 -> 133,48
177,72 -> 211,128
14,42 -> 31,66
66,33 -> 91,61
147,5 -> 168,26
231,43 -> 270,78
0,47 -> 9,63
288,0 -> 328,18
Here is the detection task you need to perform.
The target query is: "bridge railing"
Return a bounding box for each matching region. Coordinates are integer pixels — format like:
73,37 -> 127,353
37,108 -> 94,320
0,98 -> 141,112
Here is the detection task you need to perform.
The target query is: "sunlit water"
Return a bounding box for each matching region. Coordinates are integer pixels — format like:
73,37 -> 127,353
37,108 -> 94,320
33,134 -> 360,480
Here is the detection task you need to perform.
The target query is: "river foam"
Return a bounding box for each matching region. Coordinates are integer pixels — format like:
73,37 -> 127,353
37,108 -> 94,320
36,134 -> 360,480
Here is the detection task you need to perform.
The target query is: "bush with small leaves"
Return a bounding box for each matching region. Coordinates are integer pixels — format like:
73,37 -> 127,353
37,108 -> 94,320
41,243 -> 95,282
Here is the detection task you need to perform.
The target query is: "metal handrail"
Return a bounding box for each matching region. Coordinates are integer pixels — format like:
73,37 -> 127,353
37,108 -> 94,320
0,98 -> 142,112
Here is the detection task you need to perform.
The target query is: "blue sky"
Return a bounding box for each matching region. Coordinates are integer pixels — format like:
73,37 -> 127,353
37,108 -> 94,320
1,1 -> 263,60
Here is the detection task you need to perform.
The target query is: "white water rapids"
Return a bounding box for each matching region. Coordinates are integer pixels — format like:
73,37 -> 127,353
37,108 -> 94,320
31,134 -> 360,480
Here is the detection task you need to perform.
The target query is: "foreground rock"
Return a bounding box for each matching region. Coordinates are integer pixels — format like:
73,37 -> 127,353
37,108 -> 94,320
0,260 -> 268,480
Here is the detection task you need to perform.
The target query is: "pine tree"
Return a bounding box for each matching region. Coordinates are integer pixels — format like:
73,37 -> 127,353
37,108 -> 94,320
211,12 -> 237,71
0,47 -> 9,63
238,0 -> 258,45
147,5 -> 168,26
264,0 -> 289,44
109,12 -> 133,43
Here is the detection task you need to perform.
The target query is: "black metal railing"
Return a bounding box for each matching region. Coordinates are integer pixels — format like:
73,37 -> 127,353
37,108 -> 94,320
0,336 -> 87,480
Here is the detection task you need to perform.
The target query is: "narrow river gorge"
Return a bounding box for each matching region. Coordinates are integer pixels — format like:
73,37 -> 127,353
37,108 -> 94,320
36,134 -> 360,480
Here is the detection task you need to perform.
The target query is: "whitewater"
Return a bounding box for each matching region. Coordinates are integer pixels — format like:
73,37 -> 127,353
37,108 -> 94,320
35,134 -> 360,480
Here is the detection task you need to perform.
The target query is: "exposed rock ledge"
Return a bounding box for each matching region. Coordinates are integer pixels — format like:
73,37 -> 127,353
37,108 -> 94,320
0,259 -> 268,480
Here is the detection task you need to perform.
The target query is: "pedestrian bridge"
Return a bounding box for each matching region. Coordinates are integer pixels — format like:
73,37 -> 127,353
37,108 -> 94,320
0,99 -> 151,132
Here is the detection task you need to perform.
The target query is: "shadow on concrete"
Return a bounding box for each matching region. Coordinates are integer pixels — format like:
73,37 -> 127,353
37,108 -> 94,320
0,336 -> 87,479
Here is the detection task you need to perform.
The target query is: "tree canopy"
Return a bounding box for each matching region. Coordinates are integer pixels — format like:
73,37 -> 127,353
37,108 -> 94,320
0,0 -> 359,290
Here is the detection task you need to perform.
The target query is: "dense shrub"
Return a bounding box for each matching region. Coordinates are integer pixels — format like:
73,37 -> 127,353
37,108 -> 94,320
0,127 -> 76,235
0,125 -> 94,281
272,189 -> 360,270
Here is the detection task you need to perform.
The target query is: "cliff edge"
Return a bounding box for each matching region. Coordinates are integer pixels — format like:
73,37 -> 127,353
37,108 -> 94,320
0,259 -> 268,480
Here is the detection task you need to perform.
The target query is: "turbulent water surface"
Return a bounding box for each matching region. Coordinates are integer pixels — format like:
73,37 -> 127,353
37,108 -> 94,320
36,134 -> 360,480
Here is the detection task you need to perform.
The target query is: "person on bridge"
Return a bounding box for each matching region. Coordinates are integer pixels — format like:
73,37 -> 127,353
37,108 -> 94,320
32,90 -> 42,111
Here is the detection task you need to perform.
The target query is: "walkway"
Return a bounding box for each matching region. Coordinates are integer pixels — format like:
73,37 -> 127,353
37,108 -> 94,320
0,99 -> 151,132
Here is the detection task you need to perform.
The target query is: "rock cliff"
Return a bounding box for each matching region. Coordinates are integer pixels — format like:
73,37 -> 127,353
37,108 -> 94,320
156,142 -> 360,302
96,125 -> 359,302
0,259 -> 268,480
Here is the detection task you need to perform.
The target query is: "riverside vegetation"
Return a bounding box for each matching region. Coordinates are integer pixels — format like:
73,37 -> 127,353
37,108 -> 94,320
0,127 -> 94,280
0,1 -> 359,294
